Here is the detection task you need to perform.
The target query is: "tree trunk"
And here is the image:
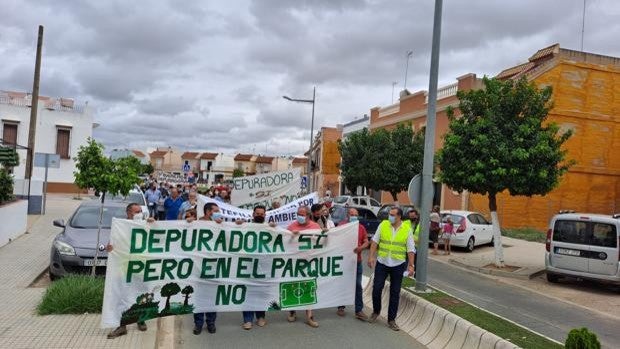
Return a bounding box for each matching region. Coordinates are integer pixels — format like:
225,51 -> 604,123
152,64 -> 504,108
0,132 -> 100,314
184,295 -> 189,306
390,191 -> 398,204
488,192 -> 505,267
91,191 -> 105,276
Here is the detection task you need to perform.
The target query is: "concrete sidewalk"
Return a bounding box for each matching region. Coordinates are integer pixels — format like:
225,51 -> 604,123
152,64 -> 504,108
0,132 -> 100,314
0,195 -> 157,349
442,237 -> 546,279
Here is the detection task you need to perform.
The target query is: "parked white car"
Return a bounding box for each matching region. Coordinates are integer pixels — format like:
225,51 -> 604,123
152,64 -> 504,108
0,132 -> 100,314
440,210 -> 495,252
333,195 -> 382,215
545,212 -> 620,285
105,188 -> 149,219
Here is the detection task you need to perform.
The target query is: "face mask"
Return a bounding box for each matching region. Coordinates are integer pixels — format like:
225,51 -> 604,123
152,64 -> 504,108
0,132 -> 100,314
388,216 -> 396,224
349,216 -> 358,222
253,216 -> 265,224
212,212 -> 223,220
133,214 -> 143,221
297,216 -> 306,224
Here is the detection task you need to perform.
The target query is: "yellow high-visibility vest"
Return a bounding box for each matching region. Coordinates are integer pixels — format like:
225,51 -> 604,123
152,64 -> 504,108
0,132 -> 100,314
377,221 -> 410,261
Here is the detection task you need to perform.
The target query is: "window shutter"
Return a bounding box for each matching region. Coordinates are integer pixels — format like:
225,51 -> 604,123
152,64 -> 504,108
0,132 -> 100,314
2,123 -> 18,145
56,128 -> 71,159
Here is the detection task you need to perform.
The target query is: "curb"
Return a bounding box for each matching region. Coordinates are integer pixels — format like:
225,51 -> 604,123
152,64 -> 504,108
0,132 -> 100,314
448,259 -> 545,280
363,275 -> 520,349
155,316 -> 176,349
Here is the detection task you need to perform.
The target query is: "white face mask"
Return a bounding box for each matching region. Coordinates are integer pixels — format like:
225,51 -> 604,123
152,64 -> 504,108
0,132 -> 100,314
133,214 -> 143,221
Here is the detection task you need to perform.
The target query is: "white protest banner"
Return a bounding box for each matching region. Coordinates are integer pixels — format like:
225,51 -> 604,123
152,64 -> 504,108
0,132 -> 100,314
101,220 -> 357,328
197,192 -> 319,227
231,169 -> 302,209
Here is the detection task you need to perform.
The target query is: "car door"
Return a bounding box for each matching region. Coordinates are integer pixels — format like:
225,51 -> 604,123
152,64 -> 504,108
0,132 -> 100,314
368,198 -> 381,215
357,197 -> 368,210
358,208 -> 380,235
550,220 -> 589,273
588,222 -> 619,276
466,214 -> 484,245
473,214 -> 493,243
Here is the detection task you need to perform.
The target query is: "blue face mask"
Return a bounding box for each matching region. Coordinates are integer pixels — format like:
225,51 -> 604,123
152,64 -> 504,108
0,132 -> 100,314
297,216 -> 306,224
349,216 -> 358,222
388,216 -> 396,224
212,212 -> 223,220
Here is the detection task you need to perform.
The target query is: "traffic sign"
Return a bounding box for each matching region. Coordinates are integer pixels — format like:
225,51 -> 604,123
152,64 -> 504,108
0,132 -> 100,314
301,176 -> 308,188
408,174 -> 434,207
182,161 -> 191,173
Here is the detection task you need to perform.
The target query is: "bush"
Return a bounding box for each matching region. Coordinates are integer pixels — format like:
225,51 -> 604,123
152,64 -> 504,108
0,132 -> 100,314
0,168 -> 14,204
37,275 -> 105,315
565,327 -> 601,349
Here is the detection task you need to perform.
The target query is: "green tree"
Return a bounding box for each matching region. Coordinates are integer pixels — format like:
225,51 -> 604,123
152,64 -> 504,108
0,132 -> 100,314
142,162 -> 154,175
73,138 -> 141,275
233,168 -> 245,178
161,283 -> 181,311
0,147 -> 19,204
437,77 -> 573,266
181,285 -> 194,306
565,328 -> 601,349
339,124 -> 424,201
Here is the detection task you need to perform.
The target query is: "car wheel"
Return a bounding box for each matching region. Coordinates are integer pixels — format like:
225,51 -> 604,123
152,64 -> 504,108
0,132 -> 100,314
546,273 -> 559,283
466,237 -> 475,252
49,267 -> 59,281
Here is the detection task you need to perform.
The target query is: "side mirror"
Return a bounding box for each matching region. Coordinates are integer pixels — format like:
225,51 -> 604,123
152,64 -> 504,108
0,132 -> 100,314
53,219 -> 66,228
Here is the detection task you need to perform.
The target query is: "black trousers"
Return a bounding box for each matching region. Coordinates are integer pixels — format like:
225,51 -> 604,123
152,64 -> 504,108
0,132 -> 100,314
372,261 -> 406,322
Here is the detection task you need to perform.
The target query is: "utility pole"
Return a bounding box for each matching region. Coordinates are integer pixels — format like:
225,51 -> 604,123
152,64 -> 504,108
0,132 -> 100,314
580,0 -> 586,51
25,25 -> 44,213
403,50 -> 413,91
391,81 -> 398,103
283,87 -> 316,193
415,0 -> 443,292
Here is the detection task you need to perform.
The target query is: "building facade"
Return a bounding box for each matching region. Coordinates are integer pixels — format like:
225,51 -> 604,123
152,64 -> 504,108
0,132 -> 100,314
308,126 -> 342,197
0,90 -> 95,193
233,154 -> 256,175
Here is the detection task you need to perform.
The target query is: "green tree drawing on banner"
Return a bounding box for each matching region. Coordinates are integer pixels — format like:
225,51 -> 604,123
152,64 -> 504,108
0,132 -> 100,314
181,285 -> 194,306
161,283 -> 181,312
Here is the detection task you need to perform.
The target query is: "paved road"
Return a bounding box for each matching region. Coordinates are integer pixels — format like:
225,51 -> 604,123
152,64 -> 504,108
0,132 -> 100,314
425,259 -> 619,349
176,309 -> 425,348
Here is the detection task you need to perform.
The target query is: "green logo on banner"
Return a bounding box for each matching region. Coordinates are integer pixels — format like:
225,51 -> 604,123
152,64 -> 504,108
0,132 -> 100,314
279,279 -> 317,308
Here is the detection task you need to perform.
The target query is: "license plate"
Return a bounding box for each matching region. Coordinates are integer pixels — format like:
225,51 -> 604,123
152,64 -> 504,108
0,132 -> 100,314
557,248 -> 580,257
83,259 -> 107,266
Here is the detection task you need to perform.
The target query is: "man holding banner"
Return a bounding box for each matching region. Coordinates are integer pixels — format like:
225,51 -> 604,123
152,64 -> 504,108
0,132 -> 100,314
193,202 -> 222,335
286,206 -> 321,328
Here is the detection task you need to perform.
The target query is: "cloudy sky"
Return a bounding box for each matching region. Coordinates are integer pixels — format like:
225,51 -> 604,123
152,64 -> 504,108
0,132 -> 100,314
1,0 -> 618,156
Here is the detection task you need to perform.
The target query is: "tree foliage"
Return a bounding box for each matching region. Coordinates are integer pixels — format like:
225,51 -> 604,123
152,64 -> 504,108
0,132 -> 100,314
142,162 -> 154,175
339,124 -> 424,201
181,285 -> 194,306
437,76 -> 574,266
0,146 -> 19,204
565,328 -> 601,349
233,168 -> 245,178
73,138 -> 141,198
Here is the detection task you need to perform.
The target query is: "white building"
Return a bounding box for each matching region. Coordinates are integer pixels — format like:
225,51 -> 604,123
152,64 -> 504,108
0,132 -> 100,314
0,91 -> 95,193
199,153 -> 235,185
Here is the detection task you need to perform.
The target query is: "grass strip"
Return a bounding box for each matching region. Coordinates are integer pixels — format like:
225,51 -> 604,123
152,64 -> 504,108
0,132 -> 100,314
501,227 -> 547,243
37,275 -> 105,315
401,278 -> 562,349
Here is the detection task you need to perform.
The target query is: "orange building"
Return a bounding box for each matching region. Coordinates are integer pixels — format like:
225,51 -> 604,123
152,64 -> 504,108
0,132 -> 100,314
308,126 -> 343,197
369,73 -> 483,208
468,44 -> 620,230
368,44 -> 620,231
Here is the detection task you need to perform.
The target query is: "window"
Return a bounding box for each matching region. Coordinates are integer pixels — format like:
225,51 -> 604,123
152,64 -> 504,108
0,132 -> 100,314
155,159 -> 163,169
358,198 -> 367,206
553,220 -> 588,245
56,128 -> 71,159
591,223 -> 617,248
370,198 -> 381,207
2,122 -> 18,145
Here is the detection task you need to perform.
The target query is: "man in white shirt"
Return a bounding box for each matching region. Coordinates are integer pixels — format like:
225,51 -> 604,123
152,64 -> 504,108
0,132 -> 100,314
367,207 -> 415,331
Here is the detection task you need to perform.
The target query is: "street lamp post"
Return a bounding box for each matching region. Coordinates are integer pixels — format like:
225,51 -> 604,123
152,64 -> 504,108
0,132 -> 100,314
283,87 -> 316,193
404,50 -> 413,91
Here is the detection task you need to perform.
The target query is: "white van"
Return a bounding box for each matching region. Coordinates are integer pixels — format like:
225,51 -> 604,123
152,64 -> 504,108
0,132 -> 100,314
545,213 -> 620,285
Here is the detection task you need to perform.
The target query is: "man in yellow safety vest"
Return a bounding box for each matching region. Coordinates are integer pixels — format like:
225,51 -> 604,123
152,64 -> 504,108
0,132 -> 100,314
367,206 -> 416,331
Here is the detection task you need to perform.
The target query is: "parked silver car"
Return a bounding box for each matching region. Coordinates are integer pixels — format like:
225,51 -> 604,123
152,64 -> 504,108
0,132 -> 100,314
545,212 -> 620,285
49,201 -> 127,279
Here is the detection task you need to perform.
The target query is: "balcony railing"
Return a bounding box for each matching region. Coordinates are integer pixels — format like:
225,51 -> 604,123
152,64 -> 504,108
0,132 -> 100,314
0,95 -> 85,113
424,83 -> 458,103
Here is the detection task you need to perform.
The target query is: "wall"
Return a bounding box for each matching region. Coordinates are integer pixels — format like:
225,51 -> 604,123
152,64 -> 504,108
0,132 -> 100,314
469,61 -> 620,230
1,100 -> 93,186
0,199 -> 28,247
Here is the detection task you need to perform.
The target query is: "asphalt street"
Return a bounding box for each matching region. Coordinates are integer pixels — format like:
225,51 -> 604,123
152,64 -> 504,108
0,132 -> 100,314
176,309 -> 425,349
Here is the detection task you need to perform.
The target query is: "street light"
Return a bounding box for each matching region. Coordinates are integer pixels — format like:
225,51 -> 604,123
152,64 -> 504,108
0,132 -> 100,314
404,50 -> 413,91
283,86 -> 316,193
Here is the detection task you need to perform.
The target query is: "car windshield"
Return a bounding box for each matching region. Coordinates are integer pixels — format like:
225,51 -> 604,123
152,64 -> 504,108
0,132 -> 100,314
441,214 -> 465,225
334,196 -> 349,204
70,206 -> 127,229
108,192 -> 146,205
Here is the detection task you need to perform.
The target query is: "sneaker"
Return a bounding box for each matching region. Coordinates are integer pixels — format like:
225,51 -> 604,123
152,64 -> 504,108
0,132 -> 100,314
368,313 -> 379,323
242,322 -> 252,330
388,320 -> 400,331
355,312 -> 369,321
256,318 -> 267,327
137,322 -> 147,332
336,307 -> 345,317
193,326 -> 202,335
207,324 -> 216,334
305,317 -> 319,328
287,311 -> 297,322
107,326 -> 127,339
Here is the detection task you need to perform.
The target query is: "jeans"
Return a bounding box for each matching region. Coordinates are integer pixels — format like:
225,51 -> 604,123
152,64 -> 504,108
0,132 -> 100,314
242,311 -> 266,323
147,204 -> 157,218
193,312 -> 217,328
372,261 -> 406,322
355,261 -> 364,313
